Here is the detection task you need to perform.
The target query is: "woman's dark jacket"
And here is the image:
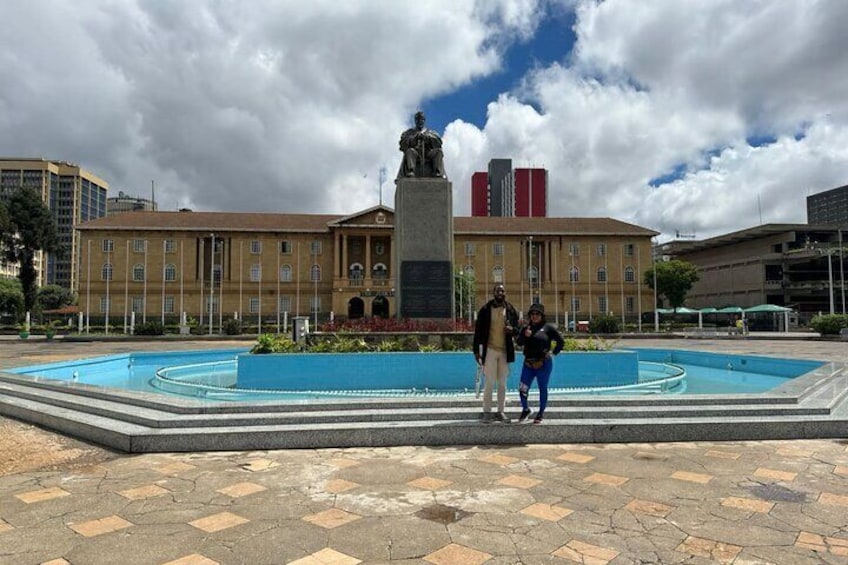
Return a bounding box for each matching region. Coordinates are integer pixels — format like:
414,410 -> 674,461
473,300 -> 519,363
516,322 -> 564,361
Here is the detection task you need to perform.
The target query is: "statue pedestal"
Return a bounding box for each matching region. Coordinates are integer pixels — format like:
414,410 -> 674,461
394,178 -> 454,320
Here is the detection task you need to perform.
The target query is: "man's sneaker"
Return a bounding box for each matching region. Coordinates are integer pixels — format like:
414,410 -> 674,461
493,412 -> 511,424
518,409 -> 532,423
481,412 -> 493,423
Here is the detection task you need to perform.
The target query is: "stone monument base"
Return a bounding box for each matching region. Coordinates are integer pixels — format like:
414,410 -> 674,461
394,178 -> 454,319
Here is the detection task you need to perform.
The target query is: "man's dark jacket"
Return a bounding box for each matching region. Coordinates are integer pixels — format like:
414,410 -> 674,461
473,300 -> 519,363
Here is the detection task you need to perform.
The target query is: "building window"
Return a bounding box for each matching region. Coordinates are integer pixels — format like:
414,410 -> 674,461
310,296 -> 321,313
373,263 -> 388,280
349,263 -> 364,280
280,264 -> 292,282
492,266 -> 504,283
597,243 -> 606,257
163,295 -> 175,314
465,242 -> 476,256
493,242 -> 504,256
624,266 -> 635,283
250,240 -> 261,254
250,264 -> 262,282
571,297 -> 581,312
626,296 -> 635,313
164,239 -> 176,253
102,239 -> 114,252
99,297 -> 110,313
133,264 -> 145,281
310,264 -> 321,281
213,265 -> 222,283
279,295 -> 291,313
598,296 -> 608,313
101,263 -> 113,281
164,264 -> 176,282
569,266 -> 579,283
249,298 -> 259,313
623,243 -> 634,257
569,243 -> 580,256
133,239 -> 145,253
206,296 -> 219,314
280,240 -> 292,254
132,296 -> 144,313
464,265 -> 475,277
597,267 -> 607,283
527,265 -> 538,284
311,240 -> 322,255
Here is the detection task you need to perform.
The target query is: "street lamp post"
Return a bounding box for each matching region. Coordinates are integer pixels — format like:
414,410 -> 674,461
209,233 -> 215,335
652,238 -> 659,332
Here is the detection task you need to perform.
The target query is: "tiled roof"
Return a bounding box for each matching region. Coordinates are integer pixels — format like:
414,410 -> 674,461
78,210 -> 658,236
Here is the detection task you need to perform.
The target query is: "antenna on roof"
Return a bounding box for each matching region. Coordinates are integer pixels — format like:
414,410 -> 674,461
151,180 -> 155,211
675,230 -> 696,239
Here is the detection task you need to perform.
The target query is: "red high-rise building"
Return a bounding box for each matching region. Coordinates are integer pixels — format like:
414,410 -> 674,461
513,168 -> 548,217
471,171 -> 489,216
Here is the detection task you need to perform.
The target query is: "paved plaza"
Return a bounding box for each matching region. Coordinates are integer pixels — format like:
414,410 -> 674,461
1,337 -> 847,564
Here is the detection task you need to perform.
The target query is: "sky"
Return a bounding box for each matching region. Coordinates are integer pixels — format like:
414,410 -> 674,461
1,0 -> 848,242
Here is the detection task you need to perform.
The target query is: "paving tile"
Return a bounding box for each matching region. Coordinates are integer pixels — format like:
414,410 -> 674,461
496,474 -> 542,489
584,472 -> 629,487
520,502 -> 573,521
0,519 -> 13,534
216,482 -> 267,498
753,467 -> 797,481
302,508 -> 362,529
69,515 -> 133,537
287,547 -> 362,565
833,465 -> 848,477
795,531 -> 848,557
407,477 -> 453,490
478,453 -> 519,466
624,498 -> 673,517
553,539 -> 620,564
557,451 -> 595,464
721,496 -> 774,513
327,458 -> 360,469
41,560 -> 72,565
323,479 -> 360,494
705,450 -> 741,460
161,555 -> 220,565
15,486 -> 71,504
818,492 -> 848,507
118,484 -> 171,500
241,458 -> 279,472
424,543 -> 491,565
155,462 -> 197,475
189,512 -> 249,533
676,535 -> 742,564
671,471 -> 713,484
776,447 -> 814,457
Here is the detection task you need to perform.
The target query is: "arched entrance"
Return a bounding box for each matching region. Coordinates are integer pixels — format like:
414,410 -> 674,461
372,295 -> 389,318
347,297 -> 365,319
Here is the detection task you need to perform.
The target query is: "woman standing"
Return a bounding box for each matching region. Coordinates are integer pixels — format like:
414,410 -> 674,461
516,303 -> 563,424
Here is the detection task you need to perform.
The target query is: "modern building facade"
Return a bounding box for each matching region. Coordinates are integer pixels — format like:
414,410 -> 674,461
471,159 -> 548,217
107,191 -> 157,214
663,224 -> 847,322
807,184 -> 848,226
76,207 -> 658,330
0,158 -> 108,289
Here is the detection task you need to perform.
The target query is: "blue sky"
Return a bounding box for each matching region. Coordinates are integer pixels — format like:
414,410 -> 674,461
1,1 -> 848,240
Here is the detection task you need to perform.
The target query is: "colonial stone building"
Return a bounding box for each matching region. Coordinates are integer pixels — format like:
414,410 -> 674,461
75,206 -> 658,330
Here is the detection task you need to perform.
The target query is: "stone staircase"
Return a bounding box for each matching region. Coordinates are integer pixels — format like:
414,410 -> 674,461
1,362 -> 846,453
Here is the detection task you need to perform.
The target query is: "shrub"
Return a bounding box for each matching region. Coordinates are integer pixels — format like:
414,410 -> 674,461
588,314 -> 621,334
250,333 -> 301,354
560,337 -> 613,352
134,320 -> 165,335
223,318 -> 243,335
809,314 -> 848,335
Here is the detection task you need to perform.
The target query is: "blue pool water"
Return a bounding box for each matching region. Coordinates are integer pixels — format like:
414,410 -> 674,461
5,348 -> 824,401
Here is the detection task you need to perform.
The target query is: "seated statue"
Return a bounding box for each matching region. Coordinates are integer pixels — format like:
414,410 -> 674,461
397,111 -> 446,179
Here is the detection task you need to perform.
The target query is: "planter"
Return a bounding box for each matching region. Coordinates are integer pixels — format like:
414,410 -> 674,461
45,330 -> 55,341
19,331 -> 29,339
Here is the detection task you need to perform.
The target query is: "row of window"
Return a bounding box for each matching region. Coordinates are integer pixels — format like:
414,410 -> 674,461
101,264 -> 325,282
568,296 -> 638,314
464,242 -> 638,257
106,239 -> 325,255
106,295 -> 321,315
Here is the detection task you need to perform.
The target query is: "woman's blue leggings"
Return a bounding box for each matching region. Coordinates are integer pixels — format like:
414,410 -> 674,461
518,358 -> 552,415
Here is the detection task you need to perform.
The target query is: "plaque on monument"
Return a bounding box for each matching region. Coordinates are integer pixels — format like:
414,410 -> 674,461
400,260 -> 452,318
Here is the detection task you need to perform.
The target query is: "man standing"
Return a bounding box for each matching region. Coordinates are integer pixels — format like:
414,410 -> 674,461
473,284 -> 519,423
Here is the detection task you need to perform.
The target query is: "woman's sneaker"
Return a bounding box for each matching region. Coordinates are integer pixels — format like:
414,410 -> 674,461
518,409 -> 532,423
493,412 -> 511,424
533,414 -> 543,424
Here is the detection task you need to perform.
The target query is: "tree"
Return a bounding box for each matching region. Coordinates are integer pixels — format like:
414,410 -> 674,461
644,259 -> 700,309
37,284 -> 75,311
1,187 -> 60,313
0,278 -> 24,322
